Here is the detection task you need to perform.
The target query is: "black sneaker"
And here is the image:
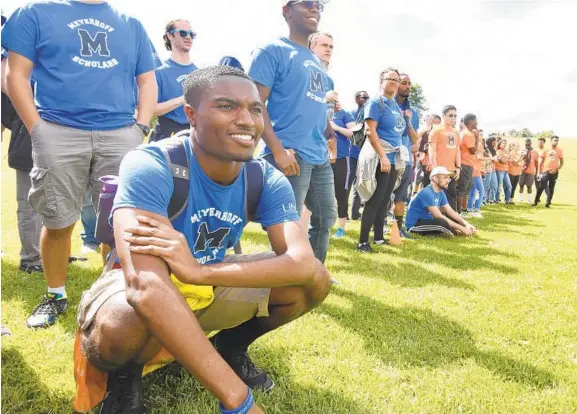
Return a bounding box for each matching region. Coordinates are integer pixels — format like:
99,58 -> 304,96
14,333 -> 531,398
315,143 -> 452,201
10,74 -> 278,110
356,242 -> 374,253
19,263 -> 44,274
26,293 -> 67,328
211,339 -> 275,393
100,364 -> 146,414
545,203 -> 551,208
399,229 -> 413,239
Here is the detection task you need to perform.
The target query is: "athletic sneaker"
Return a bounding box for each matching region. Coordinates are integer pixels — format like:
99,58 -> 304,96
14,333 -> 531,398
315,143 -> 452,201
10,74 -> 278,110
100,364 -> 146,414
460,212 -> 469,218
469,211 -> 484,218
81,243 -> 100,255
19,263 -> 44,274
333,228 -> 346,238
217,349 -> 274,392
26,293 -> 67,328
356,242 -> 374,253
399,229 -> 413,239
373,239 -> 387,245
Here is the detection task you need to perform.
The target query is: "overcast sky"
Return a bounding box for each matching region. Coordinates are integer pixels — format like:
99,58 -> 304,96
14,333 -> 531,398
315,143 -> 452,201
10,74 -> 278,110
3,0 -> 577,137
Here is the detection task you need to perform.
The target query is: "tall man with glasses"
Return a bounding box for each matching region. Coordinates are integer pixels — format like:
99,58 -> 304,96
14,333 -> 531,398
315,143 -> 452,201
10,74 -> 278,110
248,0 -> 337,264
429,105 -> 461,210
2,0 -> 160,329
151,19 -> 198,142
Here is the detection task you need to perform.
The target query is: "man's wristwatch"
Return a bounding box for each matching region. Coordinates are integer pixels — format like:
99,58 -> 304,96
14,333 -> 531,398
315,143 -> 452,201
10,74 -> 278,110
137,123 -> 150,136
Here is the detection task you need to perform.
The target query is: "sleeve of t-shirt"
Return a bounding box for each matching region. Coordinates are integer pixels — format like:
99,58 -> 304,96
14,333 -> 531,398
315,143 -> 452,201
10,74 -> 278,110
247,45 -> 278,90
364,99 -> 381,121
344,110 -> 355,124
411,109 -> 419,131
464,132 -> 475,149
253,161 -> 300,227
112,146 -> 173,220
1,6 -> 38,62
439,190 -> 449,207
558,149 -> 564,159
420,190 -> 437,208
327,75 -> 335,91
134,20 -> 161,76
155,70 -> 164,102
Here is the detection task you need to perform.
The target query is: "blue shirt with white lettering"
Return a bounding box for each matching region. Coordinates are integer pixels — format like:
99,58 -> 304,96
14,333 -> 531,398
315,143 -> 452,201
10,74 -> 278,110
348,107 -> 362,159
333,109 -> 354,159
364,96 -> 406,163
396,97 -> 419,166
405,185 -> 448,229
155,59 -> 198,125
112,138 -> 300,265
248,37 -> 332,165
1,1 -> 160,131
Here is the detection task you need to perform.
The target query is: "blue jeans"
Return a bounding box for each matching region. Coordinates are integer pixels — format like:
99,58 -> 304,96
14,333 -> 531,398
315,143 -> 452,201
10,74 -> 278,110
483,171 -> 498,202
81,190 -> 99,246
467,176 -> 485,211
496,170 -> 512,202
264,153 -> 337,263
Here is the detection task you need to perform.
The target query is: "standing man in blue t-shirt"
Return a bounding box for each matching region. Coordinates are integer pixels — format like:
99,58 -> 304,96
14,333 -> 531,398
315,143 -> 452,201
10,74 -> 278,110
151,18 -> 199,142
75,66 -> 331,413
392,73 -> 419,237
348,90 -> 369,220
248,0 -> 337,264
2,0 -> 160,329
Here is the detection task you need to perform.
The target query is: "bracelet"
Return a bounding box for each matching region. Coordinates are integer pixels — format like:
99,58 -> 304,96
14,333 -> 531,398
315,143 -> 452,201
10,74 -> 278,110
219,387 -> 254,414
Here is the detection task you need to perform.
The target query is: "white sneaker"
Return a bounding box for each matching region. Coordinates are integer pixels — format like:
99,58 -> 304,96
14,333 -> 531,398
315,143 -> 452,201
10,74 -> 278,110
470,211 -> 484,218
81,244 -> 100,255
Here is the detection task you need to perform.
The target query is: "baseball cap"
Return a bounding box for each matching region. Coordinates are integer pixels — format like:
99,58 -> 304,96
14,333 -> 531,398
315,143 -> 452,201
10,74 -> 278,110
218,56 -> 244,72
430,166 -> 455,178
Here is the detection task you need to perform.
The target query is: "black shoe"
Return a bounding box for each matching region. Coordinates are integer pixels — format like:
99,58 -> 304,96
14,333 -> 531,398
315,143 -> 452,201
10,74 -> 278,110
211,342 -> 275,393
100,364 -> 146,414
26,294 -> 67,328
356,242 -> 374,253
19,263 -> 44,274
545,203 -> 551,208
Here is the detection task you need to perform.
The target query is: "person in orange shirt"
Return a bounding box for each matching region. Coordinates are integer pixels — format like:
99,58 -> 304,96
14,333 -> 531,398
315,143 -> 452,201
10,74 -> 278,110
534,135 -> 564,207
508,142 -> 523,200
494,139 -> 513,204
429,105 -> 461,210
518,138 -> 539,203
457,113 -> 479,214
414,114 -> 441,193
467,140 -> 490,218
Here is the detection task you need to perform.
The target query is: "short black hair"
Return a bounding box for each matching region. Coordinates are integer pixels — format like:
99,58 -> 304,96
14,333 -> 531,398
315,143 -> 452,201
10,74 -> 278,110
550,135 -> 559,140
379,67 -> 400,83
538,137 -> 546,142
183,65 -> 254,107
430,113 -> 441,121
355,90 -> 369,98
463,113 -> 477,125
442,105 -> 457,115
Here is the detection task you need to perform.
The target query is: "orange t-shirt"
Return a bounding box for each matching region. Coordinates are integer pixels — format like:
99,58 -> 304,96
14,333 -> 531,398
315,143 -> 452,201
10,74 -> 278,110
429,125 -> 460,171
495,149 -> 510,172
508,160 -> 522,176
460,129 -> 477,167
542,147 -> 564,173
523,149 -> 539,175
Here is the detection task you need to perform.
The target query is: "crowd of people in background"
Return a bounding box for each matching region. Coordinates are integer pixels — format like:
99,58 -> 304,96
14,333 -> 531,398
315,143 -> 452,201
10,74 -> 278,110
0,1 -> 566,413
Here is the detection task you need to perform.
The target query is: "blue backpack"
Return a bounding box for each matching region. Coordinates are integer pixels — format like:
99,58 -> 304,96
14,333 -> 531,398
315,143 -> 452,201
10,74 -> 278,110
95,130 -> 265,252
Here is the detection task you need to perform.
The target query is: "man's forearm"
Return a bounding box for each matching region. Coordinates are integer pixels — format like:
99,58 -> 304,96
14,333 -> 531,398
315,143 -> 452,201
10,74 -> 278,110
153,96 -> 184,117
6,73 -> 40,132
261,106 -> 285,154
409,125 -> 418,144
135,76 -> 157,126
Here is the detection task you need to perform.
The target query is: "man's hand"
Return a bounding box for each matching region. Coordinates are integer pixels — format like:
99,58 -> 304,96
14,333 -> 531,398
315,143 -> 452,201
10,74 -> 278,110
404,109 -> 413,122
454,169 -> 461,182
273,148 -> 300,176
465,222 -> 477,235
328,137 -> 337,164
329,121 -> 339,131
379,154 -> 391,173
124,215 -> 201,284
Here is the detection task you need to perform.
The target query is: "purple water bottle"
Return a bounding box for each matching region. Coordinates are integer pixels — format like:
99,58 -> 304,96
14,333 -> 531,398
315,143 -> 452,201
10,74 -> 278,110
95,175 -> 119,248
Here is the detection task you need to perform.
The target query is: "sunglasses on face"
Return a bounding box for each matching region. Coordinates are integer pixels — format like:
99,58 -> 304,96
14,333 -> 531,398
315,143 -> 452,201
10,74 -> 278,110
287,0 -> 324,12
357,95 -> 369,99
169,29 -> 197,39
384,78 -> 400,83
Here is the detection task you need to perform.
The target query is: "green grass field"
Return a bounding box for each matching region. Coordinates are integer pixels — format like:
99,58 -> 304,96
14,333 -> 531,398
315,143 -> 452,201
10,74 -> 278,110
2,134 -> 577,414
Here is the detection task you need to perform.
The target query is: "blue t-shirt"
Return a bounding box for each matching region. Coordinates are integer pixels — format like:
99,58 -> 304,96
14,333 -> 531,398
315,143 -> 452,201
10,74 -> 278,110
396,98 -> 419,166
333,109 -> 354,159
1,1 -> 160,131
348,107 -> 362,159
112,139 -> 300,265
248,37 -> 332,165
364,96 -> 405,163
155,59 -> 198,124
405,185 -> 448,229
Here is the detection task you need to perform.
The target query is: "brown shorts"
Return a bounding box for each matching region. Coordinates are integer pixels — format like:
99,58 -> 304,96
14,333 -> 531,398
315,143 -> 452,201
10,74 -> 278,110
77,251 -> 276,333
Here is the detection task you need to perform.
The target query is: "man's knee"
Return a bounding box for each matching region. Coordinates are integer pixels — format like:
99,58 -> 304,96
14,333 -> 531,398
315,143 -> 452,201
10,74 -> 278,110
304,259 -> 331,308
43,224 -> 75,239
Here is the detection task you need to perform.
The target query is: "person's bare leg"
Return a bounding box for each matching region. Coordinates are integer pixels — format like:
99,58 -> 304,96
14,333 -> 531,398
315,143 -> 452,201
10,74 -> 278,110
42,224 -> 75,288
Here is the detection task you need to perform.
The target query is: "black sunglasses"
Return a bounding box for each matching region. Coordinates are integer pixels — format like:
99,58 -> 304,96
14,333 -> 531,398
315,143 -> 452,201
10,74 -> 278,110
169,29 -> 197,39
287,1 -> 324,12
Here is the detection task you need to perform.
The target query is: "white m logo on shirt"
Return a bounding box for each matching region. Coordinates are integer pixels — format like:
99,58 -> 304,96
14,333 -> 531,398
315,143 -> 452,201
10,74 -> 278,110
78,29 -> 111,57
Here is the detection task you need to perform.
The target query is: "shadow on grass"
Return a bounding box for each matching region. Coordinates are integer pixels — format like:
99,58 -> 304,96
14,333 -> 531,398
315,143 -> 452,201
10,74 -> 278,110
320,287 -> 555,389
1,347 -> 72,414
1,258 -> 101,335
138,346 -> 372,413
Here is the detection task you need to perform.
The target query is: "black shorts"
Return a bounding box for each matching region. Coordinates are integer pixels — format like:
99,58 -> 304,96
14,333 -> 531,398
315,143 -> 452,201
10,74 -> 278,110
456,165 -> 474,197
1,92 -> 17,130
519,173 -> 535,187
393,164 -> 413,202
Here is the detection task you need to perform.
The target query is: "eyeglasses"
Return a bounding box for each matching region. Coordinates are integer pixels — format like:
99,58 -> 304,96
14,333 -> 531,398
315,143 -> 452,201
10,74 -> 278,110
384,78 -> 400,83
287,0 -> 324,12
446,114 -> 458,118
169,29 -> 197,39
357,95 -> 369,99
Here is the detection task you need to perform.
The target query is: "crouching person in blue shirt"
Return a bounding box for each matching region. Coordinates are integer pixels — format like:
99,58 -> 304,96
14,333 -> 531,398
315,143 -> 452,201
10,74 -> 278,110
74,66 -> 332,414
406,167 -> 477,237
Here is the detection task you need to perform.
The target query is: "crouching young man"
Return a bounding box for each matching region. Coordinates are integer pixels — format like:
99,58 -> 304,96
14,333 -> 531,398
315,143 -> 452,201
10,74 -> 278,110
73,66 -> 331,414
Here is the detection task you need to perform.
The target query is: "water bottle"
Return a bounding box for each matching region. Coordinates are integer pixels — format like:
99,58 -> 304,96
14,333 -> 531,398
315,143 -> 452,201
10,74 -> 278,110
95,175 -> 118,248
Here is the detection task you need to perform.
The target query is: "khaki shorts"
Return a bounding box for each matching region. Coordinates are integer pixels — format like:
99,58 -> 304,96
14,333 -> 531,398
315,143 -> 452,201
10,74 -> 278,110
29,119 -> 144,229
77,251 -> 275,333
